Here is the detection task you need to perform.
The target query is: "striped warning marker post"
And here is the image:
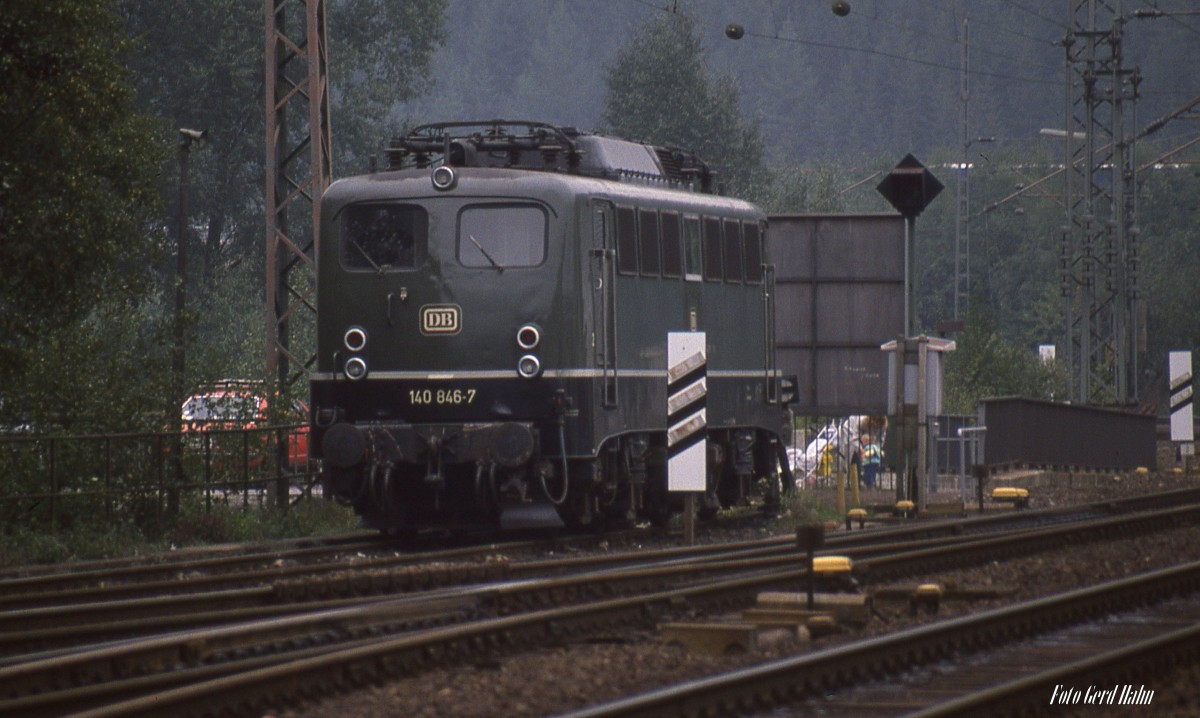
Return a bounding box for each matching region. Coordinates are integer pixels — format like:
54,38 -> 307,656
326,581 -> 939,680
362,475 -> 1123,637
668,332 -> 706,493
1170,351 -> 1194,466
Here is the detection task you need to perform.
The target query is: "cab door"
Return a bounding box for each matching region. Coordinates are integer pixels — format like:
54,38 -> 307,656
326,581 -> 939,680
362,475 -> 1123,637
590,200 -> 617,407
681,214 -> 704,331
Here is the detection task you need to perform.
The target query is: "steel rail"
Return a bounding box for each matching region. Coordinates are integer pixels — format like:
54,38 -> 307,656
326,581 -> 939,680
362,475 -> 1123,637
0,532 -> 599,609
3,496 -> 1198,667
560,562 -> 1200,718
909,619 -> 1200,717
5,501 -> 1197,717
1,499 -> 1180,657
5,485 -> 1185,613
0,531 -> 378,582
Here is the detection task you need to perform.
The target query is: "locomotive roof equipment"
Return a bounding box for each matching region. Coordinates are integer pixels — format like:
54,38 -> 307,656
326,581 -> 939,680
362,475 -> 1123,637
384,120 -> 719,194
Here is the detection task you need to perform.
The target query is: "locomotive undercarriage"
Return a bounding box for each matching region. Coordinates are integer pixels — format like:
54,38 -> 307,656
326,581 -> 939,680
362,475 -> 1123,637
320,419 -> 782,533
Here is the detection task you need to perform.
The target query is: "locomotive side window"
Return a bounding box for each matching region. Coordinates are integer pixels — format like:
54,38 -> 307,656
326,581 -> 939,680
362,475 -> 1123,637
638,208 -> 660,276
458,204 -> 546,268
743,221 -> 763,284
723,218 -> 743,283
702,217 -> 722,281
341,204 -> 428,271
660,211 -> 682,279
683,216 -> 702,281
616,206 -> 638,275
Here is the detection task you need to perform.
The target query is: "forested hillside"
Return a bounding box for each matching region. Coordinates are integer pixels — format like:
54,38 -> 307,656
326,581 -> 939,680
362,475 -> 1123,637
400,1 -> 1200,412
401,0 -> 1196,163
1,0 -> 1196,433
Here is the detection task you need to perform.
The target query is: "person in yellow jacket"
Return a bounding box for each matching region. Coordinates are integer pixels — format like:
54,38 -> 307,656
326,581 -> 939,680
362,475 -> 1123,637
859,433 -> 882,489
818,445 -> 834,479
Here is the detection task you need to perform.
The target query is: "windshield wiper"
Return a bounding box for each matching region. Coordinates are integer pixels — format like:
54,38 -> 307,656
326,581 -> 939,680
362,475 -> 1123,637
467,234 -> 503,273
346,237 -> 384,274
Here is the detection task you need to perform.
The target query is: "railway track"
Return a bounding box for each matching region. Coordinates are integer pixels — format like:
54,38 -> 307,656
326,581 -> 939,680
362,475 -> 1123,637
2,492 -> 1197,717
0,529 -> 610,605
563,563 -> 1200,717
4,490 -> 1194,660
0,531 -> 381,583
10,487 -> 1197,605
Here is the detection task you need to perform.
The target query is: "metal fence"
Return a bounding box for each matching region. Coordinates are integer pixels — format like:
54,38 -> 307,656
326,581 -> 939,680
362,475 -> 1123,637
790,414 -> 986,500
0,426 -> 320,532
790,415 -> 898,492
932,414 -> 985,503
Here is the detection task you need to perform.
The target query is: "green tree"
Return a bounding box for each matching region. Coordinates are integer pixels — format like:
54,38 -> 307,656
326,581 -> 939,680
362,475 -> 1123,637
602,12 -> 766,199
1137,165 -> 1200,378
327,0 -> 448,176
118,0 -> 447,284
114,0 -> 447,398
943,304 -> 1068,413
759,162 -> 851,214
0,1 -> 163,378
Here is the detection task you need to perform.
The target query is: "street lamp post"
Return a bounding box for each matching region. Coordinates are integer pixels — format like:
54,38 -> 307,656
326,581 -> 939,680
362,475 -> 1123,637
171,128 -> 207,511
173,129 -> 207,420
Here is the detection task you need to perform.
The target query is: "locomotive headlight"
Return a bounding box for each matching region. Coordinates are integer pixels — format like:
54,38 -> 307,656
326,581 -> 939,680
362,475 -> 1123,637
516,323 -> 541,350
431,165 -> 457,191
343,326 -> 367,352
517,354 -> 542,379
344,356 -> 368,380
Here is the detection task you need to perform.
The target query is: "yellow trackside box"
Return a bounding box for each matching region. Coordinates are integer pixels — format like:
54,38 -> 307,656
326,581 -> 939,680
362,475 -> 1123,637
812,556 -> 853,574
991,487 -> 1028,500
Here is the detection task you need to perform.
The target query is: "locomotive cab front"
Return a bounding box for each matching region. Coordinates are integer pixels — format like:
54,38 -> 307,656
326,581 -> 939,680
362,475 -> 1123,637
311,161 -> 588,530
310,121 -> 792,534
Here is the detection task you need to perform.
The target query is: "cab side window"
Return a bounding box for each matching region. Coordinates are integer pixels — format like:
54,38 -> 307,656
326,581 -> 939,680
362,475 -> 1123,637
723,218 -> 743,283
660,211 -> 682,278
616,206 -> 638,275
638,208 -> 661,276
743,221 -> 763,284
683,216 -> 702,281
702,217 -> 723,281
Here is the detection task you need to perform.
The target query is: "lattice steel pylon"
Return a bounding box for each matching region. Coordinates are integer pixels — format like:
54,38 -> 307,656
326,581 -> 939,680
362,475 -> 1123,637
264,0 -> 330,393
1059,0 -> 1141,405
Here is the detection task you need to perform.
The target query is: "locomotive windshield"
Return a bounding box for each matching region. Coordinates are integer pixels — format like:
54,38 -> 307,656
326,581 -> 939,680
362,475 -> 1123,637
340,204 -> 428,271
458,204 -> 546,269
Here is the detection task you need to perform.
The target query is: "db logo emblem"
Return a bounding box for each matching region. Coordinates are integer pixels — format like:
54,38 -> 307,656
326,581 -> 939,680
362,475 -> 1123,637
420,304 -> 461,335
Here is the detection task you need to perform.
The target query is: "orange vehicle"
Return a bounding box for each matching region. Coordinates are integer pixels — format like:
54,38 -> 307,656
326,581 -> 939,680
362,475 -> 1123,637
180,381 -> 309,470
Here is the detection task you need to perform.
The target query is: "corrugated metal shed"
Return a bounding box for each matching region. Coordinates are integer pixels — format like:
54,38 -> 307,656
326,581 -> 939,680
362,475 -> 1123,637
980,397 -> 1156,470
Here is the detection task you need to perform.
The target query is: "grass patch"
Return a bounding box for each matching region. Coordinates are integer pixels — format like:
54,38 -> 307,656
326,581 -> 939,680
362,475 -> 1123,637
0,497 -> 360,568
767,488 -> 844,532
168,498 -> 360,546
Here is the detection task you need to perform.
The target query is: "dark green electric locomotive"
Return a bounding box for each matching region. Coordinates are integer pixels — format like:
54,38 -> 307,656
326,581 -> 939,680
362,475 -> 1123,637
310,120 -> 794,532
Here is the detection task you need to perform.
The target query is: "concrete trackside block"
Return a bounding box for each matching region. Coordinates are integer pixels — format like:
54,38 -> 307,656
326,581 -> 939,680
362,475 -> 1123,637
871,584 -> 1017,602
805,613 -> 838,637
740,607 -> 826,639
756,591 -> 871,625
659,622 -> 757,655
